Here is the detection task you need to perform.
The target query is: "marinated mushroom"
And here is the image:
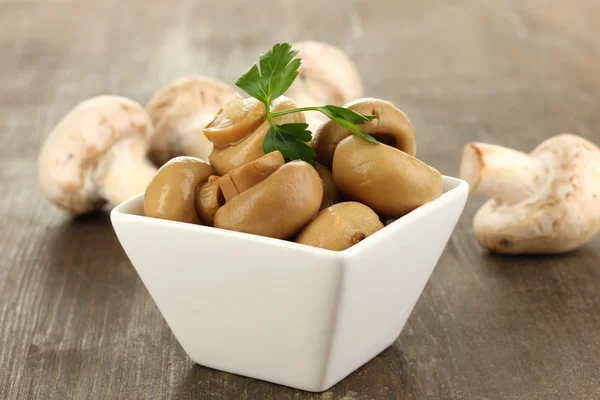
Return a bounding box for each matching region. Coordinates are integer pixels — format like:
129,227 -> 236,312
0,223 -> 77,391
287,41 -> 363,134
195,179 -> 225,226
333,135 -> 442,216
204,92 -> 266,149
147,76 -> 235,165
208,96 -> 305,175
37,95 -> 156,215
296,202 -> 384,251
313,98 -> 417,167
316,163 -> 342,210
218,151 -> 285,202
460,134 -> 600,254
214,161 -> 323,239
144,156 -> 213,224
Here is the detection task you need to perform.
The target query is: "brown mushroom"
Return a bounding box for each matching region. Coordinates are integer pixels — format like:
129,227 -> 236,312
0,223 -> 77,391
144,156 -> 213,224
214,161 -> 323,239
37,95 -> 156,215
313,98 -> 416,167
459,134 -> 600,254
287,41 -> 363,134
147,76 -> 235,165
296,202 -> 384,251
316,163 -> 342,210
333,135 -> 441,216
208,96 -> 305,175
218,151 -> 285,202
195,179 -> 225,226
203,92 -> 266,149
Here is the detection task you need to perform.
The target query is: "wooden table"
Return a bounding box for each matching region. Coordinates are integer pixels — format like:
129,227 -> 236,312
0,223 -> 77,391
1,1 -> 599,399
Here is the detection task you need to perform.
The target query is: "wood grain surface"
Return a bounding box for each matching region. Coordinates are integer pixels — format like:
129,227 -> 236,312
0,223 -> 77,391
1,0 -> 599,399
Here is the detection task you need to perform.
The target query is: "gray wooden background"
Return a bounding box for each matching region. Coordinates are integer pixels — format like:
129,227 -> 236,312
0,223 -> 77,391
1,0 -> 599,399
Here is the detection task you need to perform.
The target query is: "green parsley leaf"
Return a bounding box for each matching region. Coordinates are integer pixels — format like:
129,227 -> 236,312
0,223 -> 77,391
316,106 -> 379,144
263,123 -> 317,168
235,43 -> 301,108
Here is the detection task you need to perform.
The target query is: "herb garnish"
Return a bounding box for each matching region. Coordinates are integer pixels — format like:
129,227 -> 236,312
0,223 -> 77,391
235,43 -> 379,167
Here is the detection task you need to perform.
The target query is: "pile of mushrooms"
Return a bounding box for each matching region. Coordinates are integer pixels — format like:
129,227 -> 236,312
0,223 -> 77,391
37,41 -> 364,216
460,134 -> 600,254
142,94 -> 443,251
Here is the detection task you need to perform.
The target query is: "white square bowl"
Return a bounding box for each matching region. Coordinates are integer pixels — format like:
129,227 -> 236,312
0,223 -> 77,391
111,175 -> 468,392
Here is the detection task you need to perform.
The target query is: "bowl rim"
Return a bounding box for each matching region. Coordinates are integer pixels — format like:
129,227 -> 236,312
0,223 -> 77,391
111,175 -> 469,258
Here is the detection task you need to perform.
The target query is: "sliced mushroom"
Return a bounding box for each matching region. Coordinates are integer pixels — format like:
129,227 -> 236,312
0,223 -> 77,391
147,76 -> 235,165
37,95 -> 156,215
287,41 -> 363,134
203,93 -> 266,149
333,135 -> 441,216
144,156 -> 213,224
460,134 -> 600,254
195,179 -> 225,226
209,96 -> 305,175
218,151 -> 285,202
296,202 -> 384,251
214,161 -> 323,239
313,98 -> 416,167
316,163 -> 342,210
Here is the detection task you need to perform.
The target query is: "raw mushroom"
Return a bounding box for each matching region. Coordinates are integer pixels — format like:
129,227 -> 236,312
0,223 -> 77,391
218,151 -> 285,202
287,41 -> 363,134
208,96 -> 305,175
333,135 -> 442,217
459,134 -> 600,254
313,98 -> 417,167
316,163 -> 342,210
147,76 -> 235,165
144,156 -> 213,224
37,95 -> 156,216
214,161 -> 323,239
296,202 -> 384,251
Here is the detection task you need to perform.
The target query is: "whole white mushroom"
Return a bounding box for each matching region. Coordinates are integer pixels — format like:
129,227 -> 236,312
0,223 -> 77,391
460,134 -> 600,254
38,96 -> 157,215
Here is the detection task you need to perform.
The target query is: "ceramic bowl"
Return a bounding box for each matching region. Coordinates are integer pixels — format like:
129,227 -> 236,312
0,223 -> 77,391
111,175 -> 468,392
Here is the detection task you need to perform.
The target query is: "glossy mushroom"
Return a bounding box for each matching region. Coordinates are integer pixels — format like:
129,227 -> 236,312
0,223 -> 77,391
333,135 -> 442,216
313,98 -> 416,167
195,179 -> 225,226
214,161 -> 323,239
218,151 -> 285,202
296,202 -> 384,251
460,134 -> 600,254
147,76 -> 235,165
287,41 -> 363,134
37,95 -> 156,215
144,156 -> 213,224
208,96 -> 305,175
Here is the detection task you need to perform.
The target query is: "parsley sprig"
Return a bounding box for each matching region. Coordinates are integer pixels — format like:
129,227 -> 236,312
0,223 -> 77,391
235,43 -> 379,167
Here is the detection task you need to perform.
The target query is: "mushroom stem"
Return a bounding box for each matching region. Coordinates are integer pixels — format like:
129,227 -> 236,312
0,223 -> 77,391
98,143 -> 158,206
460,143 -> 546,204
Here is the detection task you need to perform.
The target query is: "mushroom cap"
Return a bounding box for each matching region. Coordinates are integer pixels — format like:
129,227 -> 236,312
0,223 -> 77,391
147,76 -> 235,165
333,135 -> 441,216
296,202 -> 384,251
313,98 -> 416,167
287,41 -> 363,107
195,180 -> 225,226
37,95 -> 154,215
209,96 -> 304,175
214,161 -> 323,239
143,156 -> 213,224
474,134 -> 600,254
